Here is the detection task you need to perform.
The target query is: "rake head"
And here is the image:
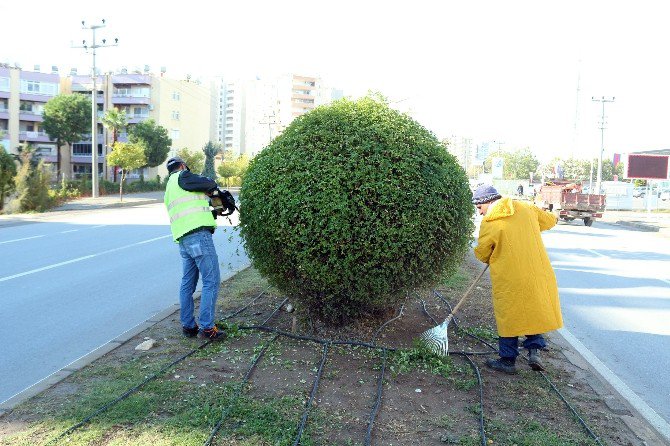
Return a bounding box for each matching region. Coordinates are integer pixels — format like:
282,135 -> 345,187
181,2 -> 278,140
418,319 -> 451,357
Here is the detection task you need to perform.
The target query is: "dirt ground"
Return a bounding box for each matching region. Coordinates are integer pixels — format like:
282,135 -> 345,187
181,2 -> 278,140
0,256 -> 665,446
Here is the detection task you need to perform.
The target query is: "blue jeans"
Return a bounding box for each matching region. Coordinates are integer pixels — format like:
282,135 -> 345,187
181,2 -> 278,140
178,230 -> 221,330
498,334 -> 546,360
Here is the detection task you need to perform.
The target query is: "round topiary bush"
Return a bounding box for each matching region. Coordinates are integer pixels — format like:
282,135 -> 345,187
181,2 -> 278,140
239,97 -> 474,325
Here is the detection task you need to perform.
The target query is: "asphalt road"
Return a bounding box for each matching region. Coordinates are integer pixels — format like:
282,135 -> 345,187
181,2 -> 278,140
542,219 -> 670,425
0,203 -> 249,405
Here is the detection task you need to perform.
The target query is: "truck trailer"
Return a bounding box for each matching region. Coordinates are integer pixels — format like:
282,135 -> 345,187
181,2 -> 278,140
536,181 -> 606,227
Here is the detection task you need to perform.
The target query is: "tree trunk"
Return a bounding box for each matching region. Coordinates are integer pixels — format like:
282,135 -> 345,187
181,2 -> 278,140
119,172 -> 124,202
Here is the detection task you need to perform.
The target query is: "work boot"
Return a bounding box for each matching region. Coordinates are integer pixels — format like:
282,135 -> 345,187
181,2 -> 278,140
485,358 -> 517,375
199,326 -> 226,341
528,349 -> 545,371
182,325 -> 199,338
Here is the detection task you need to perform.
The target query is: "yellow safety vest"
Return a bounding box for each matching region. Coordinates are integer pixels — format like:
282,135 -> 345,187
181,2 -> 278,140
164,171 -> 216,242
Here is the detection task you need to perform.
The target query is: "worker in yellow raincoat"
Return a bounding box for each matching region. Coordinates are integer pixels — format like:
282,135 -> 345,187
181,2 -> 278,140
472,184 -> 563,374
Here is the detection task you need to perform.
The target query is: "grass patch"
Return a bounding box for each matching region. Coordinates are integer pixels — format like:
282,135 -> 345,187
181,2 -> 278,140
457,325 -> 498,342
483,419 -> 600,446
1,377 -> 319,446
439,266 -> 470,289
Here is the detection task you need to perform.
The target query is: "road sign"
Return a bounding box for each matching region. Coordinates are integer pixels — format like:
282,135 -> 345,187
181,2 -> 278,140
625,154 -> 669,180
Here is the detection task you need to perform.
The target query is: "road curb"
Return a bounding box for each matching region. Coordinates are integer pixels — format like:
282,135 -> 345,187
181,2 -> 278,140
551,328 -> 670,445
615,220 -> 660,232
0,265 -> 250,416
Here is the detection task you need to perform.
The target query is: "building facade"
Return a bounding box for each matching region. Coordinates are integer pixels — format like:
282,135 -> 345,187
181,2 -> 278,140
214,73 -> 343,158
0,64 -> 60,165
63,70 -> 214,180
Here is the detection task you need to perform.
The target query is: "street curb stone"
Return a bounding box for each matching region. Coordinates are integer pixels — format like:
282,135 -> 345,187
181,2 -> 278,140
62,342 -> 124,373
551,330 -> 670,445
0,266 -> 249,416
0,370 -> 74,412
616,221 -> 660,232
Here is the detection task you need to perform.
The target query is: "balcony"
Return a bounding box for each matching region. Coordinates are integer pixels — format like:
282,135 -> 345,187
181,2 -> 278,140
19,111 -> 44,122
127,113 -> 150,124
19,131 -> 53,143
111,96 -> 151,106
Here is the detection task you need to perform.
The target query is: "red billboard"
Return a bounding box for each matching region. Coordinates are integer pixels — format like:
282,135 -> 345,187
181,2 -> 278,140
626,154 -> 669,180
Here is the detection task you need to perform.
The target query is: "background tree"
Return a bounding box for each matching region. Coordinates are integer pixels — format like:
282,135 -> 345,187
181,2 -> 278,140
42,94 -> 91,179
176,147 -> 205,174
107,141 -> 147,201
0,147 -> 17,211
101,107 -> 128,182
485,148 -> 539,180
10,145 -> 52,212
128,119 -> 171,169
217,151 -> 248,186
601,159 -> 624,181
202,141 -> 220,179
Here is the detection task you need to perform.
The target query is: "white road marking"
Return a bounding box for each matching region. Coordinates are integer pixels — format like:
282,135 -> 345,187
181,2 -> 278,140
0,235 -> 45,245
585,248 -> 607,258
59,230 -> 78,234
0,235 -> 171,283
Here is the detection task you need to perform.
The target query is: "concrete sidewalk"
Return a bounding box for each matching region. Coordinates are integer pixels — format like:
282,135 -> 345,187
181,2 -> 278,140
50,191 -> 165,211
0,191 -> 164,228
599,209 -> 670,236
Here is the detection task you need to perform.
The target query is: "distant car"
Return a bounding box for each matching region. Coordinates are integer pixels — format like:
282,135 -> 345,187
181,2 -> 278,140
660,189 -> 670,201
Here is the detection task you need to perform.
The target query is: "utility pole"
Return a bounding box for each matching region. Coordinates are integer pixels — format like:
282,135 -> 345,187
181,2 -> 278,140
73,20 -> 118,198
591,96 -> 615,195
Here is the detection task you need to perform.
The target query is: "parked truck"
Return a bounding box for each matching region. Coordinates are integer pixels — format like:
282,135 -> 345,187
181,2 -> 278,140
536,181 -> 606,226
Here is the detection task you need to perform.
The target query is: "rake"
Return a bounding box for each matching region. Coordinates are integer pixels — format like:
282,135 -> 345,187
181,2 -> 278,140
418,265 -> 489,357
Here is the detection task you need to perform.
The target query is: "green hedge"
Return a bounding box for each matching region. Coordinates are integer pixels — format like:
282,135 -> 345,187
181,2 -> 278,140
239,97 -> 474,325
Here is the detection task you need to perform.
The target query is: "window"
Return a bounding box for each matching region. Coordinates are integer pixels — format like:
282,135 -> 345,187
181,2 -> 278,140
172,111 -> 180,120
172,91 -> 181,101
0,77 -> 9,92
20,80 -> 58,96
171,129 -> 180,139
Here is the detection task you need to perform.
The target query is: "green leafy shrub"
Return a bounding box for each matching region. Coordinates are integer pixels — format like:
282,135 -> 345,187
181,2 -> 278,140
239,97 -> 473,325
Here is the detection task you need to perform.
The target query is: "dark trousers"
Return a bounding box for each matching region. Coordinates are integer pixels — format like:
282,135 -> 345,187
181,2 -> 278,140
498,334 -> 546,360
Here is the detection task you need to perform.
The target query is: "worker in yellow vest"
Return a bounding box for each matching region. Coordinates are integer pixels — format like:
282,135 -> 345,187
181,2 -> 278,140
164,156 -> 225,340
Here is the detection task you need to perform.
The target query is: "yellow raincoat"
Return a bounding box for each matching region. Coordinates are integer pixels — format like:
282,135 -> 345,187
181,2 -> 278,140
474,198 -> 563,337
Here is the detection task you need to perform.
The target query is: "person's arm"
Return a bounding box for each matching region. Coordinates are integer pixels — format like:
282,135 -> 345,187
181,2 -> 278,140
532,204 -> 557,231
177,171 -> 218,194
474,222 -> 495,264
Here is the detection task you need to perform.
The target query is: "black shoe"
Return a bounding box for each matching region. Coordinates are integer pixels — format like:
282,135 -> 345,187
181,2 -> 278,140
199,326 -> 226,341
528,349 -> 545,371
486,358 -> 517,374
182,325 -> 199,337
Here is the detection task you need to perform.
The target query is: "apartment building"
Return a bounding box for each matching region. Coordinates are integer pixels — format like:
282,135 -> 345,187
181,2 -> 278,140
214,78 -> 246,156
445,134 -> 474,171
64,69 -> 214,179
214,73 -> 343,158
0,64 -> 60,164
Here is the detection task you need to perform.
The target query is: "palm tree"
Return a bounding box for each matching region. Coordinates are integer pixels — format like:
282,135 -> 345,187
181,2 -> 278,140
102,108 -> 128,182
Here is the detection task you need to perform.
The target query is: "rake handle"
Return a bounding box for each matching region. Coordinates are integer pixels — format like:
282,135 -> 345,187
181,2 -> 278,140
445,264 -> 489,321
